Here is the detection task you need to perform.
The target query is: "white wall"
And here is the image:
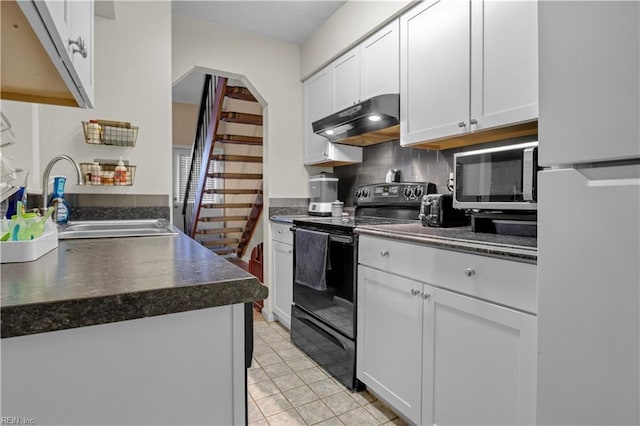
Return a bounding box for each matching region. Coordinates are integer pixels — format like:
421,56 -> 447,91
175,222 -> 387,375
2,2 -> 172,198
172,14 -> 307,201
300,0 -> 414,79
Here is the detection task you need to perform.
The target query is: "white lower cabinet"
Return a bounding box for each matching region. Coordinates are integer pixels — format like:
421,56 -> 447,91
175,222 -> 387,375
271,222 -> 293,329
357,266 -> 425,424
429,287 -> 537,425
357,236 -> 537,425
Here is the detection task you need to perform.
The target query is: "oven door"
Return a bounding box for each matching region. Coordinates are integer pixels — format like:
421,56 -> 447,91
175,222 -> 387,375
292,229 -> 357,340
454,142 -> 538,210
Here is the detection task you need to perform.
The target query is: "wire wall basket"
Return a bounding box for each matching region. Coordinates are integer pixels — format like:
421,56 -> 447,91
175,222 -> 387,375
80,163 -> 136,186
82,120 -> 138,147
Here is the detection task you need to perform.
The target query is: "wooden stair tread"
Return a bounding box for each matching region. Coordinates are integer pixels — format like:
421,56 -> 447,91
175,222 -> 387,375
210,247 -> 236,255
211,154 -> 263,163
224,86 -> 258,102
201,203 -> 255,209
200,238 -> 240,246
216,134 -> 262,146
204,189 -> 262,195
220,111 -> 262,126
196,227 -> 244,235
207,172 -> 263,180
199,215 -> 248,222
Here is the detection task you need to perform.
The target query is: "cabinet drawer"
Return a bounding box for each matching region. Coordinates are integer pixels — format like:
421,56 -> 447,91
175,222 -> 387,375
359,235 -> 537,314
271,222 -> 294,245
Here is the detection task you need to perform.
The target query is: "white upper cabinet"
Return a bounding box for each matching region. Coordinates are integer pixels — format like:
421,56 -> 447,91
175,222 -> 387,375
538,1 -> 640,165
304,66 -> 334,164
5,0 -> 95,108
332,48 -> 360,111
68,0 -> 95,107
302,18 -> 399,165
400,0 -> 538,147
360,19 -> 400,101
400,0 -> 470,144
470,0 -> 538,131
303,66 -> 363,166
328,18 -> 401,113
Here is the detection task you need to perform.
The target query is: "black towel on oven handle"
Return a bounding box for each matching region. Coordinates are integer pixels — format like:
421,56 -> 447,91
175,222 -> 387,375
294,228 -> 329,291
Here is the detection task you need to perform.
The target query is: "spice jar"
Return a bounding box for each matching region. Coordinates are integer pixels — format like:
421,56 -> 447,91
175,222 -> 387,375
91,162 -> 102,185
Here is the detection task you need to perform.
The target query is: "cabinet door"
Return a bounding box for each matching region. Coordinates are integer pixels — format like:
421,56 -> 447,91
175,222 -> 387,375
538,1 -> 640,165
69,0 -> 94,107
427,288 -> 537,426
360,19 -> 399,100
400,0 -> 470,146
357,266 -> 423,424
272,240 -> 293,329
470,0 -> 538,131
332,48 -> 360,111
42,0 -> 71,47
304,67 -> 334,164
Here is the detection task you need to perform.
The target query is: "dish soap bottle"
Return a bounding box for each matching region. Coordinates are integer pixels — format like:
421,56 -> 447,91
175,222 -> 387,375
49,176 -> 70,224
114,156 -> 127,185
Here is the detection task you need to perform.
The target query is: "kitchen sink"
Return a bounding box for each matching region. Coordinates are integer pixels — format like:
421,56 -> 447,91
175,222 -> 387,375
58,219 -> 179,239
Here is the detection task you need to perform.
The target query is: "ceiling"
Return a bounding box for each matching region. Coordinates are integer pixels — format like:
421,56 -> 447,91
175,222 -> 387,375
171,0 -> 346,104
171,0 -> 346,45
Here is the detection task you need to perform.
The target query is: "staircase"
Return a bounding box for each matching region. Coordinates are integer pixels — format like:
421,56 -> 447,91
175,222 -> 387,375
182,75 -> 263,258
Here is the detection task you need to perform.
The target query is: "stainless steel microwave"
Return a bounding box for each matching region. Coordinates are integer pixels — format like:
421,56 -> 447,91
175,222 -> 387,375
453,141 -> 538,211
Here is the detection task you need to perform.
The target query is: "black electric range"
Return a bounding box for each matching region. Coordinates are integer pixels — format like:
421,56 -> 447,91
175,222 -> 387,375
290,182 -> 436,391
293,181 -> 437,232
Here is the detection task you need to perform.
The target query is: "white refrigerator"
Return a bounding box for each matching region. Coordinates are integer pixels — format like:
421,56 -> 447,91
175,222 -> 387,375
537,1 -> 640,425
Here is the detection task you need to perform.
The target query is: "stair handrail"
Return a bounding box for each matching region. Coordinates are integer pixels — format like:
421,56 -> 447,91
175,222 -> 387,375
189,76 -> 228,238
182,74 -> 214,234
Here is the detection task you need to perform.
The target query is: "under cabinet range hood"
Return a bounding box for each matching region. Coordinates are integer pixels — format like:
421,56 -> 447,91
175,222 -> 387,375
312,94 -> 400,146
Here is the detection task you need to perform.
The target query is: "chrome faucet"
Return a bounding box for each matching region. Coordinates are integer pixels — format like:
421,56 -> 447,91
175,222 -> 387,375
41,155 -> 83,213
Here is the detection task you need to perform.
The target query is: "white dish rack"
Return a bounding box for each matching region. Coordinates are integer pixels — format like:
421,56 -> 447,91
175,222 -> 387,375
0,221 -> 58,263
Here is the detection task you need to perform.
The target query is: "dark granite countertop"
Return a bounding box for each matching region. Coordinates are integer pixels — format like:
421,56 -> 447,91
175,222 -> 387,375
356,223 -> 537,263
1,233 -> 268,338
270,215 -> 315,224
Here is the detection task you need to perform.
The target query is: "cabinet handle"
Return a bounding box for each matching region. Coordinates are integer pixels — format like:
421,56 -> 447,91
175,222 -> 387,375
380,250 -> 389,257
422,292 -> 431,300
470,118 -> 478,125
458,121 -> 467,128
324,152 -> 328,157
410,288 -> 420,296
278,229 -> 282,234
464,267 -> 476,277
68,37 -> 88,59
288,249 -> 292,254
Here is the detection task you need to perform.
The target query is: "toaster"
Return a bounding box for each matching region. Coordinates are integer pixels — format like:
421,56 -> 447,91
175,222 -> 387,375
419,193 -> 468,227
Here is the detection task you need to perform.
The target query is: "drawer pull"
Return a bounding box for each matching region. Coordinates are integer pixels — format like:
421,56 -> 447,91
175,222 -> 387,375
464,268 -> 476,277
422,292 -> 431,300
410,288 -> 421,296
380,250 -> 389,257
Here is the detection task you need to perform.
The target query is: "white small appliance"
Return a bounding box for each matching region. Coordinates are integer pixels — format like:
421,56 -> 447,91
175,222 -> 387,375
308,173 -> 338,216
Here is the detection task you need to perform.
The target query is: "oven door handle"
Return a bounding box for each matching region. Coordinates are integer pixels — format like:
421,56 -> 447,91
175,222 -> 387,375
292,226 -> 355,245
329,234 -> 354,244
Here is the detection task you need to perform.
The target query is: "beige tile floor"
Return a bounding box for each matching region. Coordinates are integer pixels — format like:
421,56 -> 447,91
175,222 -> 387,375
249,318 -> 407,426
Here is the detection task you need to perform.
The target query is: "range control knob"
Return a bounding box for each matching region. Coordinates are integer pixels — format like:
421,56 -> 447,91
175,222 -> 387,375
414,186 -> 424,198
403,187 -> 413,198
355,188 -> 362,198
363,188 -> 370,198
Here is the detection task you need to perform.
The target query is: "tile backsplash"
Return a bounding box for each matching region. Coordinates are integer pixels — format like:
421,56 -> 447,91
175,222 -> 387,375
334,135 -> 538,206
